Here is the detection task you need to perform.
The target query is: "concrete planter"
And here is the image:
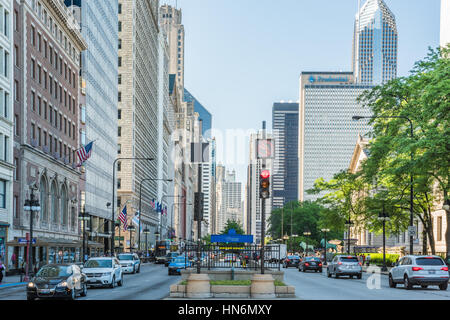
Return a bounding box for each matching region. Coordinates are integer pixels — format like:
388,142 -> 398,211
250,274 -> 275,299
211,285 -> 250,299
186,273 -> 212,298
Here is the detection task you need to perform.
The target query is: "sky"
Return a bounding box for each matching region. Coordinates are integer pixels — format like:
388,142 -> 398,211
164,0 -> 442,186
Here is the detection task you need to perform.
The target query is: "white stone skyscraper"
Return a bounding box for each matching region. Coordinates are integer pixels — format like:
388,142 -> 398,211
441,0 -> 450,47
160,4 -> 185,90
352,0 -> 398,84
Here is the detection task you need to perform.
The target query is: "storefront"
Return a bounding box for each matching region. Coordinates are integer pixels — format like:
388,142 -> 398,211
0,222 -> 8,262
6,237 -> 103,274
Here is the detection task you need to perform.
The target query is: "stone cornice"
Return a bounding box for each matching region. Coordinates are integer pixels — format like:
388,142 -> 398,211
45,0 -> 87,51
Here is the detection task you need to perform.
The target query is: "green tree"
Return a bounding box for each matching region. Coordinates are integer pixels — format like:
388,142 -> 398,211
220,219 -> 245,235
267,200 -> 342,250
358,45 -> 450,255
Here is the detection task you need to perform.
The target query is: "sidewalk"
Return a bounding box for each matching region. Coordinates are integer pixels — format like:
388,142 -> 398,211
0,273 -> 28,290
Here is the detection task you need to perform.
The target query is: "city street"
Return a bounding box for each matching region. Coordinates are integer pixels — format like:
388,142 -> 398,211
0,263 -> 178,301
285,267 -> 450,300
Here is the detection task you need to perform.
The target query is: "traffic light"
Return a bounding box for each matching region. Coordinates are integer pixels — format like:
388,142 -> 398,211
259,170 -> 270,199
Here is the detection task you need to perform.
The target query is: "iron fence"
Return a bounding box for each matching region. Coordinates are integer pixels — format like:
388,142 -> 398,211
182,244 -> 281,271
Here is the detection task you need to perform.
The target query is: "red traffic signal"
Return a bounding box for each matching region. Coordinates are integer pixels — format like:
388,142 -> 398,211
260,170 -> 271,199
260,170 -> 270,179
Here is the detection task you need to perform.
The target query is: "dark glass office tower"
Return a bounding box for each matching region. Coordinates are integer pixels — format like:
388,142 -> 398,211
272,103 -> 299,208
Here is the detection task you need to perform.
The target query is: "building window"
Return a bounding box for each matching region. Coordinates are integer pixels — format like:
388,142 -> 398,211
118,56 -> 121,67
118,109 -> 121,119
118,144 -> 121,154
118,91 -> 121,102
118,127 -> 121,137
14,114 -> 19,136
437,216 -> 443,242
117,179 -> 121,189
0,180 -> 5,208
31,25 -> 35,46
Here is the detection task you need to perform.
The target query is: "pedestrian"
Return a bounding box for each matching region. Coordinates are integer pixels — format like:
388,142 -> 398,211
0,255 -> 4,284
362,254 -> 366,265
11,252 -> 16,269
366,254 -> 371,266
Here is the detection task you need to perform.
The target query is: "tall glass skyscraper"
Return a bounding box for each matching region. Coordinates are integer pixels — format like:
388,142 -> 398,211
272,103 -> 299,209
352,0 -> 398,84
66,1 -> 118,229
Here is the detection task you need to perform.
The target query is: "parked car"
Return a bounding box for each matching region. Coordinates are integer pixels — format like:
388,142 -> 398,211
117,253 -> 141,274
83,257 -> 123,288
283,255 -> 301,268
164,252 -> 180,267
389,255 -> 449,290
27,264 -> 88,300
299,257 -> 323,272
168,256 -> 192,275
327,255 -> 362,279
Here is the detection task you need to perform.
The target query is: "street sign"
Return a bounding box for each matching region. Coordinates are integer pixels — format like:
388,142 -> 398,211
408,226 -> 417,237
256,139 -> 274,159
18,238 -> 36,244
211,229 -> 254,243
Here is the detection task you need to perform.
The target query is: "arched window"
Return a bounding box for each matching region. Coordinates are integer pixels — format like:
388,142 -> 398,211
39,176 -> 48,223
50,181 -> 58,224
61,185 -> 68,226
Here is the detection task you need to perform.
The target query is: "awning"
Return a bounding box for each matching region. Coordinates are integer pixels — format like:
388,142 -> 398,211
6,237 -> 103,248
0,221 -> 10,227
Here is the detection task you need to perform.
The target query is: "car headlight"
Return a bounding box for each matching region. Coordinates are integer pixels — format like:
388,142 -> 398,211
27,282 -> 35,288
56,281 -> 68,288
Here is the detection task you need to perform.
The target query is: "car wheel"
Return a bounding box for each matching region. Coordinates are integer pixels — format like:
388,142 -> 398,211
350,275 -> 353,279
404,275 -> 412,290
389,274 -> 396,288
80,283 -> 87,297
27,295 -> 35,301
118,274 -> 123,287
439,282 -> 448,290
110,276 -> 116,288
319,269 -> 323,273
298,267 -> 301,272
421,285 -> 428,289
137,266 -> 140,273
133,266 -> 136,274
335,273 -> 339,278
357,273 -> 362,280
327,270 -> 331,278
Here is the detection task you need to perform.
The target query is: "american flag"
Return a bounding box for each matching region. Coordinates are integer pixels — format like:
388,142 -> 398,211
76,141 -> 94,167
151,199 -> 155,209
119,205 -> 127,231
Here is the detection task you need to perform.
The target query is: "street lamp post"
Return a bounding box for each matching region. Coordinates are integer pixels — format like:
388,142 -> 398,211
303,231 -> 311,256
23,185 -> 40,281
321,228 -> 330,265
376,184 -> 390,272
78,206 -> 90,262
344,219 -> 354,255
128,225 -> 136,253
353,115 -> 414,255
143,228 -> 150,260
111,157 -> 154,256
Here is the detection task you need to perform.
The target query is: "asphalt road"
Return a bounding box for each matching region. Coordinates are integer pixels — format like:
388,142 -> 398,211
284,266 -> 450,300
0,263 -> 179,300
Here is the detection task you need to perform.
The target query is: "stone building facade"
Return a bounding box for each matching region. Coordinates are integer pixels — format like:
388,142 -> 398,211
9,0 -> 86,270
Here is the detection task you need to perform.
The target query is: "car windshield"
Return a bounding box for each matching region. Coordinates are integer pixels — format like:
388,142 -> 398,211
36,265 -> 72,278
288,256 -> 299,259
173,257 -> 186,263
118,255 -> 133,261
84,259 -> 112,268
340,257 -> 359,263
416,258 -> 444,266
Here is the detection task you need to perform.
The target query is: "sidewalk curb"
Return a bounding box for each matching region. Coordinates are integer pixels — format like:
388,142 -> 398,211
0,282 -> 27,290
